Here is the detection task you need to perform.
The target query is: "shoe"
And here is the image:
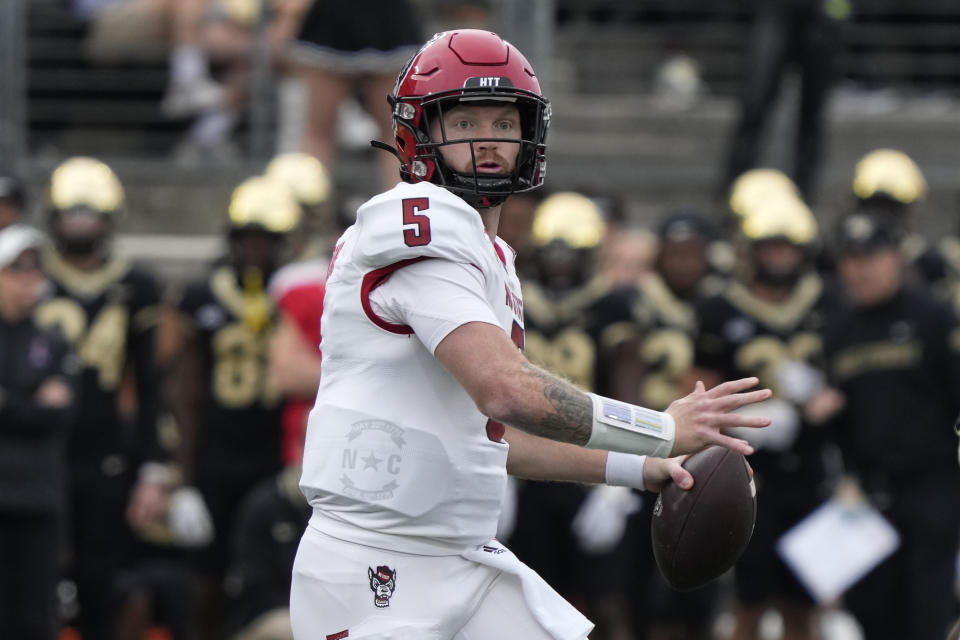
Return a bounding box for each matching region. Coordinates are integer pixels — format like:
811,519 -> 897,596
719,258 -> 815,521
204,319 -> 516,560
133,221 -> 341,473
161,78 -> 226,118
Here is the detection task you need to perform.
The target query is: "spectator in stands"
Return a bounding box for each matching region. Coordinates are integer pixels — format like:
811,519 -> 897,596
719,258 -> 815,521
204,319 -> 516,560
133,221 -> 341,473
175,0 -> 314,162
287,0 -> 423,191
0,224 -> 77,640
0,173 -> 27,231
78,0 -> 221,111
722,0 -> 849,200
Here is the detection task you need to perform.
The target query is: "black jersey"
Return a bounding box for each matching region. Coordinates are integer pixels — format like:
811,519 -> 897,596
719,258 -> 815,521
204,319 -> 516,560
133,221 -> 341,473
178,265 -> 283,470
225,466 -> 310,633
631,274 -> 701,411
823,288 -> 960,476
694,273 -> 838,480
521,278 -> 637,395
35,250 -> 165,476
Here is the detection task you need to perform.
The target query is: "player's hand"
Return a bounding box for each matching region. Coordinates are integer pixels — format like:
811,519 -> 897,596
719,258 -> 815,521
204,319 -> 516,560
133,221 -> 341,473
126,479 -> 168,530
666,377 -> 772,457
642,455 -> 693,493
34,378 -> 73,409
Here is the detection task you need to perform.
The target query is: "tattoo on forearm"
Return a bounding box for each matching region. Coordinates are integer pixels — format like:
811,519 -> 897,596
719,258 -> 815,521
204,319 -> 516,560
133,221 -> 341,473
518,362 -> 593,445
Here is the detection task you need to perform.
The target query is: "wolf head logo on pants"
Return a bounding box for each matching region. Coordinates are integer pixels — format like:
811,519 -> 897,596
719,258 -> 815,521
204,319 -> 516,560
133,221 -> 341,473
368,565 -> 397,608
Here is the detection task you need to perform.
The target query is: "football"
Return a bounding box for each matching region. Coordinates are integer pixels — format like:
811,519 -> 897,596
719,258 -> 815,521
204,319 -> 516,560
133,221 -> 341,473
651,445 -> 757,591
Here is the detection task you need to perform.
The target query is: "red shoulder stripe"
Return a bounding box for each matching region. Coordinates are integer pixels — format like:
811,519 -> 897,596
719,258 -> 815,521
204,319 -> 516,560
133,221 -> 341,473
360,257 -> 432,334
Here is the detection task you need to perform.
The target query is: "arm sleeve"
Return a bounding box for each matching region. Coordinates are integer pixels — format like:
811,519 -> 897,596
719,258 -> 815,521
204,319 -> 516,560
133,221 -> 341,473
369,259 -> 501,354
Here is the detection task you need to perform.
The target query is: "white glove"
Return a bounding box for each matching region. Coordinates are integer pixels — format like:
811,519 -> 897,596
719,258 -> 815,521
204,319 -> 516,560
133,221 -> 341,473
571,485 -> 641,555
728,398 -> 800,453
168,487 -> 215,548
776,360 -> 826,406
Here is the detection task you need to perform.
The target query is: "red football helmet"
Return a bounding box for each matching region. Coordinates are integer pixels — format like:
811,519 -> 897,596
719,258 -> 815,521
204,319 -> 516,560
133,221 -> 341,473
384,30 -> 551,208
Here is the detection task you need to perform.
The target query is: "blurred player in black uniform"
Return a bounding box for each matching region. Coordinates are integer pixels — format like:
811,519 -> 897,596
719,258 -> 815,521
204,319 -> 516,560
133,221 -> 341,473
0,172 -> 27,231
163,176 -> 301,639
507,192 -> 645,640
820,213 -> 960,640
0,225 -> 77,640
224,464 -> 311,640
848,149 -> 946,285
691,198 -> 838,640
630,211 -> 725,640
33,157 -> 185,639
264,152 -> 337,263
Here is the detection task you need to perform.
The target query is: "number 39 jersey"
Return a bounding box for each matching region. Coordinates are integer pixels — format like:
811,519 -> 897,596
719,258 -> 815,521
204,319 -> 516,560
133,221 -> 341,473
300,181 -> 525,555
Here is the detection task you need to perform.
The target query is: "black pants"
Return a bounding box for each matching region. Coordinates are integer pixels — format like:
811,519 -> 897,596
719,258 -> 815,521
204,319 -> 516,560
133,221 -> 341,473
844,477 -> 960,640
724,2 -> 841,198
0,511 -> 60,640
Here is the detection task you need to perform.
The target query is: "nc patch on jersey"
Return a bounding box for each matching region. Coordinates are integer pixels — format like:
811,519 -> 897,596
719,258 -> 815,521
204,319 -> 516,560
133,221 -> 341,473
368,565 -> 397,608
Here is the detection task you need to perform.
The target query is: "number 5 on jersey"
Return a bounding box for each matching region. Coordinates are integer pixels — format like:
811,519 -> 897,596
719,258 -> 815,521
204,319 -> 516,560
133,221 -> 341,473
402,198 -> 431,247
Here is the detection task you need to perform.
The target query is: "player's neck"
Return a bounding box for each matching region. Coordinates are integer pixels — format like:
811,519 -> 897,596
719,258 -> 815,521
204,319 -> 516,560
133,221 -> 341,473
477,204 -> 502,244
748,280 -> 794,303
59,251 -> 107,271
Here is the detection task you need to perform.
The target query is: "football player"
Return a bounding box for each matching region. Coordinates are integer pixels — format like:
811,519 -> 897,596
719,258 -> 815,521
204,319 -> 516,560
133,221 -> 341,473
508,191 -> 645,640
822,213 -> 960,640
224,463 -> 311,640
690,197 -> 839,640
847,149 -> 960,292
162,175 -> 301,638
630,211 -> 726,640
290,29 -> 772,640
264,152 -> 338,468
34,157 -> 182,639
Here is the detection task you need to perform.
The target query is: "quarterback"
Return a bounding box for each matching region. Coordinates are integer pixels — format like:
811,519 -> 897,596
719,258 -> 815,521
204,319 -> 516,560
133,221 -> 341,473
291,29 -> 771,639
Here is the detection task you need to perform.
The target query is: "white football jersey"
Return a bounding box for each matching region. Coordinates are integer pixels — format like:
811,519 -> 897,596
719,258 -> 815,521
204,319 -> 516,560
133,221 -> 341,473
300,181 -> 525,555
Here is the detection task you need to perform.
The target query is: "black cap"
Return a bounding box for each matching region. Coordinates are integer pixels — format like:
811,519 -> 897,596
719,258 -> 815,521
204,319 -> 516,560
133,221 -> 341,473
835,213 -> 900,256
658,210 -> 716,243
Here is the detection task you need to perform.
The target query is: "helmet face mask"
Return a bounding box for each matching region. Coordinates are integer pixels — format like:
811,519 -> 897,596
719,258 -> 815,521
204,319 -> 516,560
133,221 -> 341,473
390,30 -> 550,209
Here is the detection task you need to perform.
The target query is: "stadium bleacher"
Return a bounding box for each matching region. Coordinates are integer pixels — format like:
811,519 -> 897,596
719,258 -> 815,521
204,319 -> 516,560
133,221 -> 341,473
16,0 -> 960,258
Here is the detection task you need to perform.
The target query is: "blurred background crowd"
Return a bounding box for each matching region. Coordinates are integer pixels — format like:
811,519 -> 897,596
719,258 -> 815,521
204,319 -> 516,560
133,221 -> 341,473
1,1 -> 959,639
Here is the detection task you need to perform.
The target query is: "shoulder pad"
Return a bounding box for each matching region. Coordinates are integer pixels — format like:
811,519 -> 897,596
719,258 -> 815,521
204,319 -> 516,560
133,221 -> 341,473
352,182 -> 493,270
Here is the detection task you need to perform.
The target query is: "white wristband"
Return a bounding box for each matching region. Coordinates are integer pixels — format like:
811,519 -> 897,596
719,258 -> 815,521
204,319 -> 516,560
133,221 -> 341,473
585,393 -> 676,458
605,451 -> 647,491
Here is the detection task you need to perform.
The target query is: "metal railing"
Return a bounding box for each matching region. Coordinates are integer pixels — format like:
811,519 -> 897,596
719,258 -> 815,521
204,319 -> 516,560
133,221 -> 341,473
0,0 -> 27,174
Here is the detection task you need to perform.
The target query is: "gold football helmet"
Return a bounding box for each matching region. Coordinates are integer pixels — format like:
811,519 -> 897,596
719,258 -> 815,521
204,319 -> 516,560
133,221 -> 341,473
728,169 -> 800,220
740,197 -> 818,246
853,149 -> 927,205
264,153 -> 332,209
228,176 -> 302,234
531,192 -> 606,250
48,157 -> 125,214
